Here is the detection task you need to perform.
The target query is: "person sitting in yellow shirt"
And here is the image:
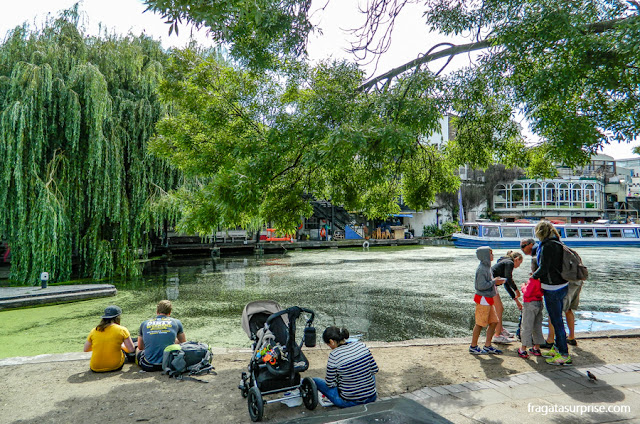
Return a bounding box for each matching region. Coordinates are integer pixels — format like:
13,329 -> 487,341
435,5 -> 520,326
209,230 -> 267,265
84,305 -> 135,372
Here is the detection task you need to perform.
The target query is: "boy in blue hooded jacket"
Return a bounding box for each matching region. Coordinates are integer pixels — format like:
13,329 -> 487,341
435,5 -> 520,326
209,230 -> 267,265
470,246 -> 506,354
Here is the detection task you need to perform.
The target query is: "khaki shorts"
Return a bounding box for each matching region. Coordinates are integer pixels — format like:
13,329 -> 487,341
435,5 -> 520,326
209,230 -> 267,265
563,281 -> 583,312
475,303 -> 498,327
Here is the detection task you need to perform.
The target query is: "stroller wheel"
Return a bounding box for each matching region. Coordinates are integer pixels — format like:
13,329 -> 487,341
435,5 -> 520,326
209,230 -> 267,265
247,387 -> 264,422
300,377 -> 318,410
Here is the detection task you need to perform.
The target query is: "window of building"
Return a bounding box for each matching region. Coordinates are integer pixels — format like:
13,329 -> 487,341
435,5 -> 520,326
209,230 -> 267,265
529,183 -> 542,207
584,184 -> 596,207
572,183 -> 583,208
558,183 -> 570,207
494,184 -> 507,209
581,228 -> 594,237
545,183 -> 556,207
565,228 -> 579,238
511,184 -> 524,208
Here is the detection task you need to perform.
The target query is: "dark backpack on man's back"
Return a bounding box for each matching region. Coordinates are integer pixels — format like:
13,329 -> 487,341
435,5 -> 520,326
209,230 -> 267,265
162,341 -> 215,381
553,240 -> 588,281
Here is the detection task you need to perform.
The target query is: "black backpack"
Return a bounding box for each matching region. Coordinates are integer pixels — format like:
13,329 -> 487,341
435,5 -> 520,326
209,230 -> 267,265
553,240 -> 588,281
162,341 -> 215,381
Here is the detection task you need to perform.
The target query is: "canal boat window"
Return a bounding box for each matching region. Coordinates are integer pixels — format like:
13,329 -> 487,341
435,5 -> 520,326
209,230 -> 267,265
467,226 -> 478,236
595,228 -> 608,238
517,227 -> 534,237
483,227 -> 500,237
609,229 -> 622,238
623,229 -> 638,238
565,228 -> 579,238
501,227 -> 518,237
581,228 -> 595,237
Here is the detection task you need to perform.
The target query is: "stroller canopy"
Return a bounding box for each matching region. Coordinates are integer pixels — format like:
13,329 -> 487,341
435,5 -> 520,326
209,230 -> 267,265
241,300 -> 289,338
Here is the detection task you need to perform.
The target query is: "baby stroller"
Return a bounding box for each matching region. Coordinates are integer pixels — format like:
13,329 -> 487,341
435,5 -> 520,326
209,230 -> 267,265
239,300 -> 318,422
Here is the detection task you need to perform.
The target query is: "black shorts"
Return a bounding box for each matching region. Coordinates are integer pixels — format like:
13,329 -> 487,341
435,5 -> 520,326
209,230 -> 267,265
136,351 -> 163,372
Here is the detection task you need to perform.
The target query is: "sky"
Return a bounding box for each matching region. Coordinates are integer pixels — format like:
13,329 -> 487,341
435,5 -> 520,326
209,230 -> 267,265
2,0 -> 638,159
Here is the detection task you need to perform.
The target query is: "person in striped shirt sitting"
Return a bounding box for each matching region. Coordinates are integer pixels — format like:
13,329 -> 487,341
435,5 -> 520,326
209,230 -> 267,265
313,326 -> 379,408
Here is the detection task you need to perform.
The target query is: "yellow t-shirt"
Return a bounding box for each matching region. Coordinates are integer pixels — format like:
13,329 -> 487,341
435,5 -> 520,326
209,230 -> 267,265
86,324 -> 130,372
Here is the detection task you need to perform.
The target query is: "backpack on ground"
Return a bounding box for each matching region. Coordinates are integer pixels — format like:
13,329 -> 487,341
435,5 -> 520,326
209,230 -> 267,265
162,341 -> 216,382
553,240 -> 588,281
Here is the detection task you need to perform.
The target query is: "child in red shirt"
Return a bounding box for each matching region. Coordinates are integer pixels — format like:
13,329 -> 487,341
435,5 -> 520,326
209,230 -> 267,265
517,277 -> 545,358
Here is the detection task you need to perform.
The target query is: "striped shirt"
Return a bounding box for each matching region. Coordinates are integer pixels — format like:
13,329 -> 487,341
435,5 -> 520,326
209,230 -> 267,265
325,341 -> 378,401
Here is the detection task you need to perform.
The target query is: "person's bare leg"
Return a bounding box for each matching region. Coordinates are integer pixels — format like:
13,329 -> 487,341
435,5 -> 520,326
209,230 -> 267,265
546,321 -> 555,344
485,323 -> 497,347
566,309 -> 575,340
471,325 -> 483,347
494,293 -> 504,337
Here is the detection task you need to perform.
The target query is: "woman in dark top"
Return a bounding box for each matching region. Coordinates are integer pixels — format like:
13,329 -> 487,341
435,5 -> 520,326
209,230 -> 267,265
531,221 -> 571,365
491,251 -> 523,343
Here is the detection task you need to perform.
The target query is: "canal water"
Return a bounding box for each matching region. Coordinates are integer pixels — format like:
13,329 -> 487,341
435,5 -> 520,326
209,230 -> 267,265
1,245 -> 638,358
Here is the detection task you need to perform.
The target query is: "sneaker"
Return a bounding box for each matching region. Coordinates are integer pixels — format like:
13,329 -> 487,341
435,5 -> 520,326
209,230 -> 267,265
482,345 -> 503,355
540,341 -> 554,349
501,328 -> 514,338
546,353 -> 572,366
542,346 -> 558,358
567,338 -> 578,346
318,394 -> 334,407
517,348 -> 529,358
469,345 -> 485,355
528,348 -> 542,356
493,335 -> 514,344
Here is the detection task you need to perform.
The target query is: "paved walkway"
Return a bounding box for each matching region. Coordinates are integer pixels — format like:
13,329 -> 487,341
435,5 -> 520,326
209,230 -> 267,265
394,362 -> 640,423
0,284 -> 116,309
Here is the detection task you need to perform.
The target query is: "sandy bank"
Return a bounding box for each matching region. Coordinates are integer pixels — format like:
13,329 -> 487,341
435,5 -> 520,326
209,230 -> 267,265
1,330 -> 638,423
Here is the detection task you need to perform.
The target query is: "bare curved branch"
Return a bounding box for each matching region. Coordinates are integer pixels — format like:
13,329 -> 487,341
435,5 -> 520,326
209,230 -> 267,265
358,14 -> 638,92
358,39 -> 492,92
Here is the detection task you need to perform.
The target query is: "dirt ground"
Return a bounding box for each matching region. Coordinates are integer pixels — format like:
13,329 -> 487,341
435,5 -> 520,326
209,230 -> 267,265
0,336 -> 638,424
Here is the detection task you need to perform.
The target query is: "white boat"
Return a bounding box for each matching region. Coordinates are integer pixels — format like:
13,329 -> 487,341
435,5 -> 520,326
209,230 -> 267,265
452,220 -> 640,249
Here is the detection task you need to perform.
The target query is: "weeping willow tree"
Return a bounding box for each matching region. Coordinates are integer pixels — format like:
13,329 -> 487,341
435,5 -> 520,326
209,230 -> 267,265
0,8 -> 180,284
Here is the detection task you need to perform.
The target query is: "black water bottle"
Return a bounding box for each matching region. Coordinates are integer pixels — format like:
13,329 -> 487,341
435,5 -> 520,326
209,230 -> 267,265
304,326 -> 316,348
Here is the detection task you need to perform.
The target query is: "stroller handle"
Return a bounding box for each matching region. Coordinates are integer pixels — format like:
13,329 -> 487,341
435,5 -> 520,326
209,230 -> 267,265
265,306 -> 315,327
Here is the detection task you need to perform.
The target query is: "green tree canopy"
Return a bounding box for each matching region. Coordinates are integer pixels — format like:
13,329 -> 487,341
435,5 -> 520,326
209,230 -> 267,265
0,9 -> 180,284
149,48 -> 460,233
145,0 -> 640,166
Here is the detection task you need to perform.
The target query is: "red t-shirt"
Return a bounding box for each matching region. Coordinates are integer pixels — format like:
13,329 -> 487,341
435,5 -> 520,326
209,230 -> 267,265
473,294 -> 495,305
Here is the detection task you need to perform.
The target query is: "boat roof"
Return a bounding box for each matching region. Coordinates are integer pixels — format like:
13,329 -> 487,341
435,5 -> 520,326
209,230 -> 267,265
463,221 -> 639,227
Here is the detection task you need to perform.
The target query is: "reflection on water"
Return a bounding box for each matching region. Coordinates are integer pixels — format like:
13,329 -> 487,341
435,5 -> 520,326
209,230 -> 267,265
113,246 -> 640,348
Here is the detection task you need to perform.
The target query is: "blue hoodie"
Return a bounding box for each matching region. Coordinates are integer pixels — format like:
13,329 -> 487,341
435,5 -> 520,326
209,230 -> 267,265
475,246 -> 496,297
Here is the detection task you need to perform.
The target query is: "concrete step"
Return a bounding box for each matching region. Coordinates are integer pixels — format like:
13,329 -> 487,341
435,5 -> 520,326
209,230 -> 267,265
0,284 -> 117,309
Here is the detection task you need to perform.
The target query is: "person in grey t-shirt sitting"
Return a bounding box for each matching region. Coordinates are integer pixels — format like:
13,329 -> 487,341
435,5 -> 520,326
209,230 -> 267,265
136,300 -> 186,371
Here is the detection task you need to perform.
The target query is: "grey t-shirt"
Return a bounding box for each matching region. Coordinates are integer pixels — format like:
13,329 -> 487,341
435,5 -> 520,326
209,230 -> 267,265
139,315 -> 184,364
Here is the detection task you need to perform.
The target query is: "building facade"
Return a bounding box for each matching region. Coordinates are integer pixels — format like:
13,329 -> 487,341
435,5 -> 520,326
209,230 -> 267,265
493,178 -> 604,223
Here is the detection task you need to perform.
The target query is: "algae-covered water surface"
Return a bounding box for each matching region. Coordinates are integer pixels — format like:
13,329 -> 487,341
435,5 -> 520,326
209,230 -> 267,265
1,245 -> 638,358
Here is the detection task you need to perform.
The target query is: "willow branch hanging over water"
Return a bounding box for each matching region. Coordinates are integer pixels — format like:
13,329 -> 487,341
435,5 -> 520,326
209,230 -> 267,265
0,9 -> 181,284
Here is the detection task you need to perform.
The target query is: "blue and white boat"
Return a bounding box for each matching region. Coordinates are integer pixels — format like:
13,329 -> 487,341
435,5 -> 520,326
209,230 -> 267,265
452,220 -> 640,249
